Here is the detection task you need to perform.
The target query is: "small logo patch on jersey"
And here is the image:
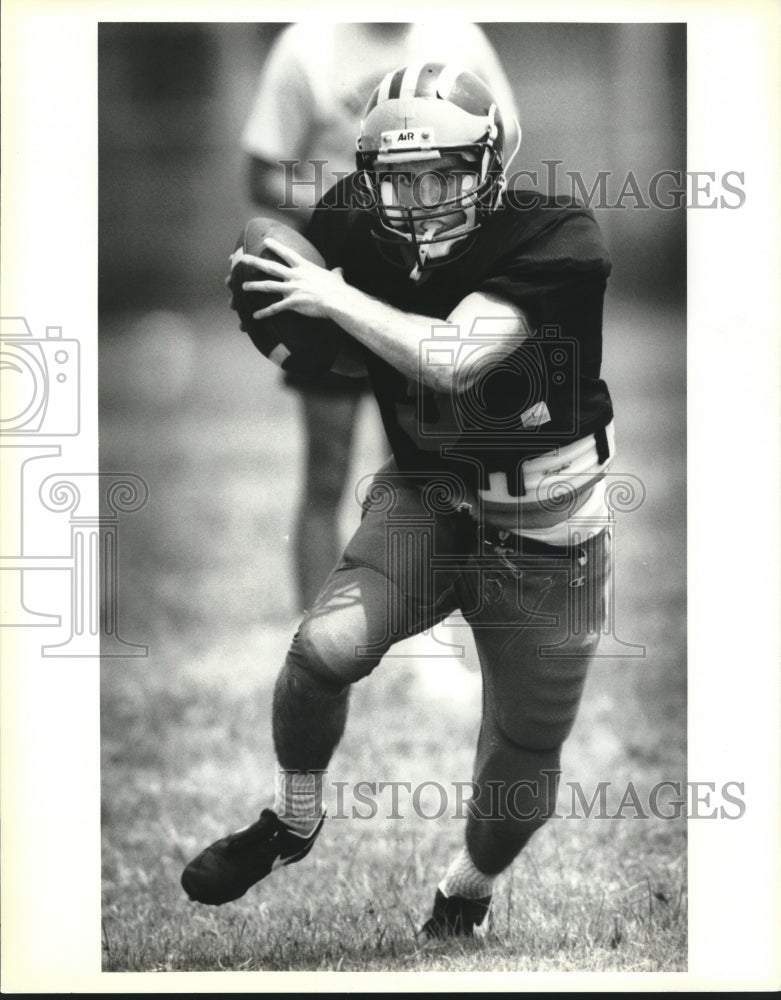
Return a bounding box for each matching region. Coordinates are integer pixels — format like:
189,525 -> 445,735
520,401 -> 551,428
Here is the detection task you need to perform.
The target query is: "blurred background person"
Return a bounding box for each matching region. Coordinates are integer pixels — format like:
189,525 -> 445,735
239,22 -> 520,611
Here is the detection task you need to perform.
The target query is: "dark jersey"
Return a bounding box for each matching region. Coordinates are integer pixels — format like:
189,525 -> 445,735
305,174 -> 614,506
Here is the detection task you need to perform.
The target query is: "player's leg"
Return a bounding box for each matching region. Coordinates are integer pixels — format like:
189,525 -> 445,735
182,469 -> 460,906
293,383 -> 363,611
181,562 -> 449,907
422,529 -> 611,937
272,469 -> 462,811
272,557 -> 450,772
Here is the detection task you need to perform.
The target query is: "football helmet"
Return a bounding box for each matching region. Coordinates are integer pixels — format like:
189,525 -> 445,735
356,63 -> 509,280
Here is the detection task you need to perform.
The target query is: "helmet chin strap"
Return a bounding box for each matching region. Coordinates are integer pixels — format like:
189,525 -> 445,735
408,208 -> 475,281
480,117 -> 521,214
409,220 -> 440,281
507,117 -> 523,168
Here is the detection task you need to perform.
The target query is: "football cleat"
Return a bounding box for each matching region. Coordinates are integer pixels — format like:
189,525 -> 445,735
180,808 -> 324,906
419,888 -> 492,939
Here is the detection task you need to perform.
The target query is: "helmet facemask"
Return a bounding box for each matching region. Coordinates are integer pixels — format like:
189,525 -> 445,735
368,146 -> 503,280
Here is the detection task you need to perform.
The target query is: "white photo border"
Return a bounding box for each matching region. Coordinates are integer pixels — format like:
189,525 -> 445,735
1,0 -> 779,992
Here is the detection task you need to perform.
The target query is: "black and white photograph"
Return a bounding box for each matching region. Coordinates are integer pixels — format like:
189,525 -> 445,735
1,2 -> 779,993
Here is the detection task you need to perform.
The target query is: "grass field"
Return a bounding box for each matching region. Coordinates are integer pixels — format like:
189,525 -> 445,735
99,295 -> 687,973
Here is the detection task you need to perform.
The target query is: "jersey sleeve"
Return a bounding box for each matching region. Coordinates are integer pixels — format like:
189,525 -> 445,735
479,206 -> 610,310
240,26 -> 315,163
477,206 -> 612,378
301,178 -> 372,384
302,176 -> 361,270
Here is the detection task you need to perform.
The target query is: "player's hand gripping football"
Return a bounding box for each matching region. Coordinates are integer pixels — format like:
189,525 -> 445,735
238,237 -> 347,321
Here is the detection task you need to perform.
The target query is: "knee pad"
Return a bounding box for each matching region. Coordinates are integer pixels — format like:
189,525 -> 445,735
287,615 -> 383,687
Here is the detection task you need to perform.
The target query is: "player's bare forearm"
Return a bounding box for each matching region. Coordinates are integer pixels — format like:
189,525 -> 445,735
326,287 -> 532,394
327,284 -> 456,390
241,236 -> 530,393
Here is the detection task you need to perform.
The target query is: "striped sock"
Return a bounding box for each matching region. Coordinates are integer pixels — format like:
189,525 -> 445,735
273,767 -> 325,836
439,846 -> 496,900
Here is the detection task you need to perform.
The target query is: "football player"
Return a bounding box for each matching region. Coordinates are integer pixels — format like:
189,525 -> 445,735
182,62 -> 616,939
241,23 -> 520,614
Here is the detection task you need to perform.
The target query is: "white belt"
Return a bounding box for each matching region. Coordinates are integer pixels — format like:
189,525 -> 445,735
476,421 -> 616,531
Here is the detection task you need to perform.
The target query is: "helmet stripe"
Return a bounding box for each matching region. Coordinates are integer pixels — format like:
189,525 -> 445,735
386,66 -> 408,101
364,84 -> 380,116
399,61 -> 427,100
378,68 -> 398,103
434,63 -> 463,101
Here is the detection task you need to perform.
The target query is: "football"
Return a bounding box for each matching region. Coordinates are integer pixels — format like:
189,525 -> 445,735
228,217 -> 353,380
